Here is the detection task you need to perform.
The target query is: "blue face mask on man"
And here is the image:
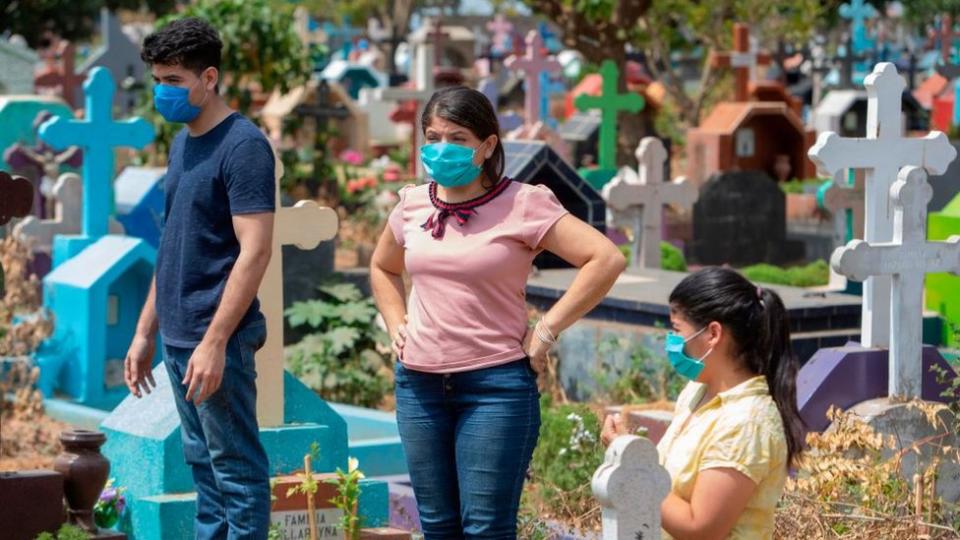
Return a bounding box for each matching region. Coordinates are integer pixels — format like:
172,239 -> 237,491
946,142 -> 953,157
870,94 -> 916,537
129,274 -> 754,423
665,326 -> 714,380
419,142 -> 484,187
154,76 -> 208,123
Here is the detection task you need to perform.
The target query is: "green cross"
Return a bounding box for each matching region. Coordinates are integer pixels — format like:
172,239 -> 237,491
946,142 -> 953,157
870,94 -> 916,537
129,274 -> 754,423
574,60 -> 645,170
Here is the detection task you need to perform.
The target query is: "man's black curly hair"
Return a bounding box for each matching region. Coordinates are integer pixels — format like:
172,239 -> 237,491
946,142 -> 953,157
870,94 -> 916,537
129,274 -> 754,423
141,17 -> 222,75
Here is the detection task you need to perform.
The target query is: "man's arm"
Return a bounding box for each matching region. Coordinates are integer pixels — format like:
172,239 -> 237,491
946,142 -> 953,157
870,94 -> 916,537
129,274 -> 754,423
183,212 -> 274,403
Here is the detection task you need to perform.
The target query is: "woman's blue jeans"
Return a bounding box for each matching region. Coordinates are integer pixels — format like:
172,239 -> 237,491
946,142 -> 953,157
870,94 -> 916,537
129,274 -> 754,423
395,359 -> 541,540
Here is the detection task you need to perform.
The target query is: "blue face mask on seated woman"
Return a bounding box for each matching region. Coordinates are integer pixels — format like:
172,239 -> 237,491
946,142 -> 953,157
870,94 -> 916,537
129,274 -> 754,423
665,326 -> 714,380
420,142 -> 484,187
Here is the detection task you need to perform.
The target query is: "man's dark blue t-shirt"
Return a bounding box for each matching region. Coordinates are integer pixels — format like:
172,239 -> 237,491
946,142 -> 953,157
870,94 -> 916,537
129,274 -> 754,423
156,112 -> 275,348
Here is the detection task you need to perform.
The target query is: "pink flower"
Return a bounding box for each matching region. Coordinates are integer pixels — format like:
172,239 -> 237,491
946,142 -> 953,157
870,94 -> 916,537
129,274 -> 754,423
339,149 -> 364,166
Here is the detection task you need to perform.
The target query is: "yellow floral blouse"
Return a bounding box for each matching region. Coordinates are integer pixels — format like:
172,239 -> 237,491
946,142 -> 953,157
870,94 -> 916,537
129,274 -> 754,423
656,376 -> 788,539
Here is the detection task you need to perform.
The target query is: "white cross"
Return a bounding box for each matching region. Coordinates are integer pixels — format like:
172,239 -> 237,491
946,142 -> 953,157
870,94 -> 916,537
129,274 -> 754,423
375,42 -> 435,178
808,62 -> 956,348
592,435 -> 671,540
602,138 -> 698,270
831,166 -> 960,398
505,30 -> 561,127
256,158 -> 339,427
13,173 -> 123,253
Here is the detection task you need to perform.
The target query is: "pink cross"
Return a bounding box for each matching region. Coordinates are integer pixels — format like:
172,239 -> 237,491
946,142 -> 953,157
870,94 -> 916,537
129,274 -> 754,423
505,31 -> 562,127
486,14 -> 514,56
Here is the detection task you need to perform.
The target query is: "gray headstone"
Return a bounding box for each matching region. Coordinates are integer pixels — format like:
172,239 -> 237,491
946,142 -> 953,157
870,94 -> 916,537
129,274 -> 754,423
691,170 -> 804,265
593,435 -> 670,540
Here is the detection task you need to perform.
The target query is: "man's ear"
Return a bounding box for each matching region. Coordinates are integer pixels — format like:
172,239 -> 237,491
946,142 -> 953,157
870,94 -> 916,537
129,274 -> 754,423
204,67 -> 220,92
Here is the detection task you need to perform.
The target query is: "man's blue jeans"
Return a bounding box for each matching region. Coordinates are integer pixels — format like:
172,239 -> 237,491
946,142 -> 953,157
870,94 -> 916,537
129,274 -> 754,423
163,320 -> 271,540
395,359 -> 541,539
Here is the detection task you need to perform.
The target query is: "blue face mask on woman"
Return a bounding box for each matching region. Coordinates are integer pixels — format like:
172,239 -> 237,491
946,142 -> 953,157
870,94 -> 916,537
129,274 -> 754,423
665,326 -> 714,380
154,78 -> 206,123
420,142 -> 483,187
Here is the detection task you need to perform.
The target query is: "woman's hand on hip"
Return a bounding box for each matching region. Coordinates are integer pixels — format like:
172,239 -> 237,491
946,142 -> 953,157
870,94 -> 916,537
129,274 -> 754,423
522,325 -> 550,373
391,314 -> 408,360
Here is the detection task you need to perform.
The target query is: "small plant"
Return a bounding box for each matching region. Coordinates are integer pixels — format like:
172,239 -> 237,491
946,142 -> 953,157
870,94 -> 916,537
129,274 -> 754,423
527,396 -> 603,528
35,524 -> 88,540
741,259 -> 830,288
326,457 -> 365,540
285,282 -> 393,408
93,478 -> 126,529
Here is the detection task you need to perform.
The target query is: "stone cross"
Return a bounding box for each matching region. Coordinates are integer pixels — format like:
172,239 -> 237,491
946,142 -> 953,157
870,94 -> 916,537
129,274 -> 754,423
574,60 -> 645,171
378,43 -> 436,178
14,173 -> 123,253
38,67 -> 155,245
831,166 -> 960,398
34,41 -> 84,109
603,138 -> 698,270
486,14 -> 514,58
505,31 -> 562,128
809,62 -> 957,350
711,23 -> 771,102
592,435 -> 671,540
840,0 -> 878,55
257,158 -> 339,427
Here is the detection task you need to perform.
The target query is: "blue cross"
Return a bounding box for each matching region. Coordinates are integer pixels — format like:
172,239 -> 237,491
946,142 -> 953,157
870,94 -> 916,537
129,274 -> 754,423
323,18 -> 361,56
539,72 -> 567,129
538,22 -> 561,54
840,0 -> 877,55
39,67 -> 155,240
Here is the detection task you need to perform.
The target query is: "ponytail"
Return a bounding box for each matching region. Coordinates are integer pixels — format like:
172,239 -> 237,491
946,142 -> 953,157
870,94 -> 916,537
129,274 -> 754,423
669,268 -> 806,466
757,287 -> 806,466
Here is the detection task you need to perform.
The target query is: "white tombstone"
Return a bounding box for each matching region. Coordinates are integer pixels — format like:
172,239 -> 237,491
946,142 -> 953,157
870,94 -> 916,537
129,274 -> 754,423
256,159 -> 339,426
357,87 -> 408,146
831,166 -> 960,398
808,62 -> 956,349
593,435 -> 671,540
14,173 -> 123,253
602,138 -> 698,270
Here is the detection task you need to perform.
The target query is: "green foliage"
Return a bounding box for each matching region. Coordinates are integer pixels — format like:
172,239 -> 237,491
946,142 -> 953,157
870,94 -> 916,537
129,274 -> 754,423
594,334 -> 685,404
528,396 -> 604,517
741,260 -> 830,288
158,0 -> 310,114
34,524 -> 88,540
285,282 -> 393,408
780,178 -> 827,195
618,241 -> 687,272
325,457 -> 365,540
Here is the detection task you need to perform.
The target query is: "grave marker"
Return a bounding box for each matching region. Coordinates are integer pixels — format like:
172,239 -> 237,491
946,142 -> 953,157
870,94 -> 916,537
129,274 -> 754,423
505,30 -> 562,127
808,62 -> 956,349
603,138 -> 697,270
34,41 -> 84,109
831,166 -> 960,397
711,23 -> 771,102
486,14 -> 514,58
840,0 -> 878,55
38,67 -> 155,264
592,435 -> 670,540
574,60 -> 644,172
295,79 -> 351,196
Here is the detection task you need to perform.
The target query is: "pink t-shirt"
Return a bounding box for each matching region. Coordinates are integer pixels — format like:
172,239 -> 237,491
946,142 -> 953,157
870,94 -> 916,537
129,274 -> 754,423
387,180 -> 568,373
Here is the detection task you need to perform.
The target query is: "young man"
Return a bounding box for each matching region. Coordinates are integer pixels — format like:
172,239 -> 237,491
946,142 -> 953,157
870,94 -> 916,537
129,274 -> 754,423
124,17 -> 276,539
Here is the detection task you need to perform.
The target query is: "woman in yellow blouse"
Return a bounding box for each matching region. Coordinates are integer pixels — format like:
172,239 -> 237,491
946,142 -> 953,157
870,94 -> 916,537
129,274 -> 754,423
603,267 -> 805,539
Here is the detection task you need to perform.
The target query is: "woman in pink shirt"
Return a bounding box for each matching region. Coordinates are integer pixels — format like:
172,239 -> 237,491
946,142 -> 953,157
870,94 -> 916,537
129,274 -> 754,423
370,86 -> 626,538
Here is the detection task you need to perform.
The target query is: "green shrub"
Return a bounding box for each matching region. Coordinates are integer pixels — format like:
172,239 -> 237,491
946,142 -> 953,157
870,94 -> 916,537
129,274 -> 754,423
35,524 -> 87,540
529,397 -> 604,518
618,241 -> 687,272
741,260 -> 829,288
285,283 -> 393,408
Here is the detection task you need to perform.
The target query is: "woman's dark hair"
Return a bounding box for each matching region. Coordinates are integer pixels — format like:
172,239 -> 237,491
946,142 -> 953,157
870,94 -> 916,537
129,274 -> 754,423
668,267 -> 805,466
141,17 -> 222,75
421,86 -> 505,188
